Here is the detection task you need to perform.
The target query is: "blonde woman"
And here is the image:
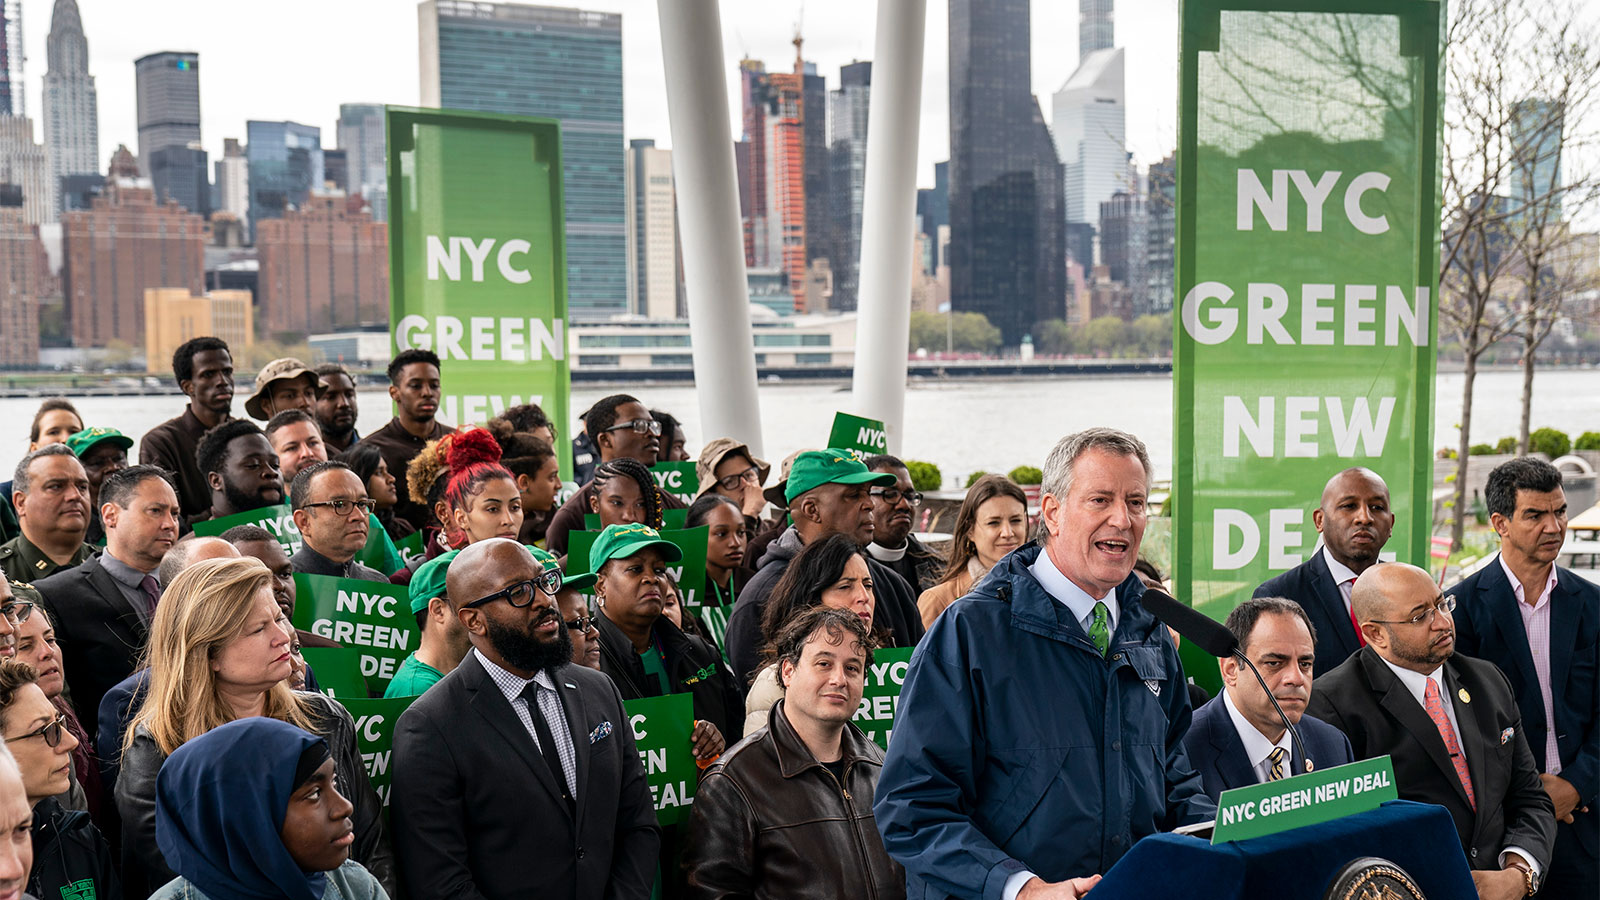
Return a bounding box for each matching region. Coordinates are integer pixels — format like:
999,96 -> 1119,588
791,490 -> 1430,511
114,557 -> 394,896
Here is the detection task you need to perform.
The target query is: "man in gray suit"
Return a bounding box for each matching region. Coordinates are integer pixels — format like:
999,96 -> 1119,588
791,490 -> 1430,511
391,538 -> 659,899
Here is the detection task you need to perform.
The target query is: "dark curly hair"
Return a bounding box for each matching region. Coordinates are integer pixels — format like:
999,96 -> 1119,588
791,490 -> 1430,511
773,606 -> 877,690
196,420 -> 268,477
589,458 -> 663,530
171,337 -> 229,388
759,533 -> 887,668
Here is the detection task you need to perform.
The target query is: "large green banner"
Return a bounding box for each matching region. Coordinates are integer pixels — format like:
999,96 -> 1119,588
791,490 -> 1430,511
292,574 -> 419,694
1173,1 -> 1441,618
624,693 -> 698,825
853,647 -> 913,749
386,107 -> 571,475
339,696 -> 419,807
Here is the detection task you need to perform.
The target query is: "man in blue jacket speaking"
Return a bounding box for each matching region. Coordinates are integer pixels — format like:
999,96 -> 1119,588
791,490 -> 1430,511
875,428 -> 1215,899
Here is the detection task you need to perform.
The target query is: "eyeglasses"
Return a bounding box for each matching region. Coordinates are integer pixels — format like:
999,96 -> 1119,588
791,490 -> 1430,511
1370,595 -> 1456,627
0,601 -> 34,625
565,615 -> 597,633
6,712 -> 67,748
605,418 -> 662,436
463,570 -> 565,609
870,488 -> 923,505
301,498 -> 377,517
716,467 -> 762,492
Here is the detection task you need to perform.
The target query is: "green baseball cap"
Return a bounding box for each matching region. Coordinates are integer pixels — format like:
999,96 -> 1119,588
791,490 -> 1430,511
587,523 -> 683,575
65,427 -> 133,459
527,545 -> 596,592
783,448 -> 895,504
409,549 -> 461,615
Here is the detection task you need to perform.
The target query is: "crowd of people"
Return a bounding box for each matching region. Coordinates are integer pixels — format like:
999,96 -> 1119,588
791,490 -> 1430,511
0,333 -> 1592,900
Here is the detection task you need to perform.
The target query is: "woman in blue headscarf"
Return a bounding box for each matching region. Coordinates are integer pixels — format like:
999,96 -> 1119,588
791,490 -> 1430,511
150,717 -> 387,900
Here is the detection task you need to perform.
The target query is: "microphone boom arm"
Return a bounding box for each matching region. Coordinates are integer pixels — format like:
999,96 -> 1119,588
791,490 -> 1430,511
1232,649 -> 1311,777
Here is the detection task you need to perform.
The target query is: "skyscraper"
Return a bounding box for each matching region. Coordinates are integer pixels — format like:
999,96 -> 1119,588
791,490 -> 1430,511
0,2 -> 24,116
948,0 -> 1065,345
0,116 -> 51,225
1510,98 -> 1563,220
1079,0 -> 1114,61
1053,47 -> 1126,237
826,61 -> 871,311
337,103 -> 387,221
256,193 -> 388,335
736,48 -> 810,313
214,137 -> 248,225
135,51 -> 207,213
245,119 -> 323,239
43,0 -> 98,220
624,139 -> 678,319
418,0 -> 625,319
0,192 -> 49,367
802,56 -> 828,269
1144,153 -> 1175,314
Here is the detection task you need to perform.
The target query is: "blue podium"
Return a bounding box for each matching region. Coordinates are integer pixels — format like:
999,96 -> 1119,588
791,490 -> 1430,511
1088,801 -> 1476,900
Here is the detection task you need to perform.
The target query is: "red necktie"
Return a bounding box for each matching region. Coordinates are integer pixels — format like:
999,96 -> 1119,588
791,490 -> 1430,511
1346,580 -> 1366,647
1424,678 -> 1475,811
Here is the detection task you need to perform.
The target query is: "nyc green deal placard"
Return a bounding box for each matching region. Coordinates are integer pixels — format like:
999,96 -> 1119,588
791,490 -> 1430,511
623,693 -> 698,825
192,504 -> 301,554
338,695 -> 419,807
1212,756 -> 1398,843
828,412 -> 890,456
292,574 -> 419,694
650,461 -> 699,506
853,647 -> 913,749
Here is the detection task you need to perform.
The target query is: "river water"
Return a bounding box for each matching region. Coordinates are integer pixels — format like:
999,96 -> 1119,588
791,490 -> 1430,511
1,369 -> 1593,488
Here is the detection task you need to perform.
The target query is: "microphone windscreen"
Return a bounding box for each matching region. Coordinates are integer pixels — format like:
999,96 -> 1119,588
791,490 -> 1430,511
1141,588 -> 1239,659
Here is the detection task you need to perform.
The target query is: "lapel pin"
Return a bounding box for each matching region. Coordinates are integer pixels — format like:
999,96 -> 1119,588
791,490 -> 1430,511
1305,759 -> 1314,772
1457,687 -> 1471,704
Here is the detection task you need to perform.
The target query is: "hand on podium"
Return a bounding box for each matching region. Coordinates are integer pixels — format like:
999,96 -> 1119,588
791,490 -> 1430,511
1018,874 -> 1102,898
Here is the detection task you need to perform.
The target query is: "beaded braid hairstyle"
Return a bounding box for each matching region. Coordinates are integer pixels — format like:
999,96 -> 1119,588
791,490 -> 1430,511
589,457 -> 664,530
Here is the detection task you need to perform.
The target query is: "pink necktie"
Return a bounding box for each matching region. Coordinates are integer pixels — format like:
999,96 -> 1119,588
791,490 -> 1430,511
1424,678 -> 1475,811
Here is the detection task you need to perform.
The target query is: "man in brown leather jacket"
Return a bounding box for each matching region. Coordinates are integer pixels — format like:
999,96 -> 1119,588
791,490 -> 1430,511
684,605 -> 905,899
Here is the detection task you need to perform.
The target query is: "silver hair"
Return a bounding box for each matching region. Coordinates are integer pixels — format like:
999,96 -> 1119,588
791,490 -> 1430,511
12,443 -> 78,495
1038,428 -> 1153,537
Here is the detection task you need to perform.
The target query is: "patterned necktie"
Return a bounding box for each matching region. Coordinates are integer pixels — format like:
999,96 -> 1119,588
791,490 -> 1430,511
1088,601 -> 1110,656
1267,747 -> 1287,781
1424,678 -> 1475,811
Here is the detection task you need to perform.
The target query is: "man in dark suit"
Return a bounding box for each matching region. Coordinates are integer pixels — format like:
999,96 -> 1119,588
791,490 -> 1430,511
33,466 -> 179,739
1184,597 -> 1352,803
1451,458 -> 1598,897
1310,563 -> 1555,899
1255,467 -> 1395,677
391,538 -> 659,900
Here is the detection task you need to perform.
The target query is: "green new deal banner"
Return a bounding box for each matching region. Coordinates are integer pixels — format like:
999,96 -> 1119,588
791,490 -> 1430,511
386,106 -> 572,477
829,413 -> 890,457
624,693 -> 697,825
854,647 -> 913,749
566,527 -> 709,606
340,696 -> 419,808
292,574 -> 419,694
650,462 -> 699,506
1172,1 -> 1441,619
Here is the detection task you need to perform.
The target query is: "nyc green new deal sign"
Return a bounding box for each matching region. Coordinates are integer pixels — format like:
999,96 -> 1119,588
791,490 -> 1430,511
1173,1 -> 1442,617
387,106 -> 572,476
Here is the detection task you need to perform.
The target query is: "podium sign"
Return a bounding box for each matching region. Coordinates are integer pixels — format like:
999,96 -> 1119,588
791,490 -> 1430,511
1212,755 -> 1398,844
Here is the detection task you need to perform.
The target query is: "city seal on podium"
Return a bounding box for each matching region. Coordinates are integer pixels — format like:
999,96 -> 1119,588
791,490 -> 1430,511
1322,857 -> 1427,900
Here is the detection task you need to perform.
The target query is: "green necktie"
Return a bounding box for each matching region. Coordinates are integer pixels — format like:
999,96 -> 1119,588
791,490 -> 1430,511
1089,601 -> 1110,656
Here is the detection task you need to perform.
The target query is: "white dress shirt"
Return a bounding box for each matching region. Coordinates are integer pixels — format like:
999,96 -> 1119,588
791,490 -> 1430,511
1222,690 -> 1295,783
1497,553 -> 1561,776
1321,546 -> 1359,618
474,648 -> 579,798
1003,552 -> 1122,900
1375,655 -> 1539,877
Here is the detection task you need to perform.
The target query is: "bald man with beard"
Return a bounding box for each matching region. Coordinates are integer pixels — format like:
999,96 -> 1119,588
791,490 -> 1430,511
391,539 -> 659,900
1309,563 -> 1555,899
1256,467 -> 1395,677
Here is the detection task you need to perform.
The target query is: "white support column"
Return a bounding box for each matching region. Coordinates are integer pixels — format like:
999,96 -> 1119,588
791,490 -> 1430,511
657,0 -> 765,456
850,0 -> 927,455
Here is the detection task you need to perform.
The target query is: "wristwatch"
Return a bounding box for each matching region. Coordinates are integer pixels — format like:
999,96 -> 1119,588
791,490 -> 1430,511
1506,857 -> 1539,896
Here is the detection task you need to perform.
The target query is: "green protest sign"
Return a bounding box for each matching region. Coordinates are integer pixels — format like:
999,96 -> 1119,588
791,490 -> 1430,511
565,527 -> 708,608
300,647 -> 369,700
853,647 -> 913,749
650,461 -> 699,506
624,693 -> 697,825
828,413 -> 890,456
583,509 -> 688,532
394,531 -> 427,570
355,523 -> 404,576
292,574 -> 418,694
1212,756 -> 1398,844
386,106 -> 571,477
1172,2 -> 1441,620
192,504 -> 301,554
339,696 -> 419,807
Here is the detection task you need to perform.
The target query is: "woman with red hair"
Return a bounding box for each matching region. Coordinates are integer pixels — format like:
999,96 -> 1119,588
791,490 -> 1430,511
444,428 -> 525,546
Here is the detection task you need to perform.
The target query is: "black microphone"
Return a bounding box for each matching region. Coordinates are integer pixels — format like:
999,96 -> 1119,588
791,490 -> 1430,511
1141,588 -> 1311,777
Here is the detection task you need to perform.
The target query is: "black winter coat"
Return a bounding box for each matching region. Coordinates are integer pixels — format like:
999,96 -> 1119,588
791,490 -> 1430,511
29,797 -> 121,900
595,611 -> 746,744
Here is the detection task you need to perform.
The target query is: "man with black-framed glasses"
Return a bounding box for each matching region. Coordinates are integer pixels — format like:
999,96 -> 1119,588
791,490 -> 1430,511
863,455 -> 945,595
0,579 -> 23,659
1310,562 -> 1555,899
392,538 -> 657,900
547,394 -> 689,556
286,461 -> 386,583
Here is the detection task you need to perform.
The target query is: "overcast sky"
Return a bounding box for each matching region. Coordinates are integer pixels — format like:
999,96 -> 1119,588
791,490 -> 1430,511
25,0 -> 1181,190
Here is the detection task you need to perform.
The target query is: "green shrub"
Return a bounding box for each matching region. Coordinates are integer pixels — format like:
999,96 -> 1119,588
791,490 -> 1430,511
1529,427 -> 1570,458
1468,443 -> 1495,456
1008,465 -> 1043,485
903,460 -> 943,492
1437,446 -> 1457,459
1576,431 -> 1600,451
1495,436 -> 1518,454
965,471 -> 990,488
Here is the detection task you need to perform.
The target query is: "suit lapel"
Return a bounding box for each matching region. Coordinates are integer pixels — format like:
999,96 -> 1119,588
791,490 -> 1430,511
1446,662 -> 1495,830
1548,572 -> 1582,726
463,657 -> 571,814
1477,563 -> 1539,695
84,558 -> 148,642
1208,711 -> 1261,791
1309,552 -> 1358,659
553,668 -> 591,823
1365,651 -> 1473,809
